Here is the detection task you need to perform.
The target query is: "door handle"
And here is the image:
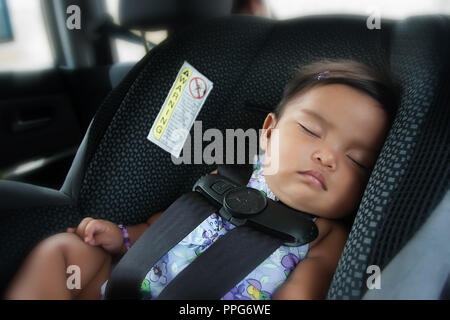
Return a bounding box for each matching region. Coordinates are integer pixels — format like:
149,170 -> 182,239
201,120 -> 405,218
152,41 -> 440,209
11,116 -> 51,133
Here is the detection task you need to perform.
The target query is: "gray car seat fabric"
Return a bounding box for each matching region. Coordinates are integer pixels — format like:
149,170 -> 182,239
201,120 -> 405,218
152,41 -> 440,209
362,188 -> 450,300
76,16 -> 275,226
109,62 -> 135,88
328,15 -> 450,299
0,14 -> 448,298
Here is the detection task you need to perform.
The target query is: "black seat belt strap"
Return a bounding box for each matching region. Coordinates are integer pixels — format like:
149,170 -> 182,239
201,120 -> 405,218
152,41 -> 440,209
217,163 -> 254,186
157,225 -> 284,300
105,192 -> 218,300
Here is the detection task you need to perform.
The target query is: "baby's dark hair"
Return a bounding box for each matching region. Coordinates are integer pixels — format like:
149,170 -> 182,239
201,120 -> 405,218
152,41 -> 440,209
274,59 -> 401,124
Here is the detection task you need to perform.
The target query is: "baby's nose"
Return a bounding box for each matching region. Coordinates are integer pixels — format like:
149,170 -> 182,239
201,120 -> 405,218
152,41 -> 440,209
314,153 -> 336,170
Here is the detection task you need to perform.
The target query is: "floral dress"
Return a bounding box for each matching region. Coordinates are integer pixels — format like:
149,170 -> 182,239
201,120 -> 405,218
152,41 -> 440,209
139,154 -> 312,300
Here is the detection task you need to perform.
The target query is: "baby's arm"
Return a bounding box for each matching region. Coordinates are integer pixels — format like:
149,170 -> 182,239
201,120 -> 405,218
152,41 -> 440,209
272,221 -> 348,299
67,210 -> 164,256
70,169 -> 218,255
118,210 -> 164,255
111,169 -> 219,255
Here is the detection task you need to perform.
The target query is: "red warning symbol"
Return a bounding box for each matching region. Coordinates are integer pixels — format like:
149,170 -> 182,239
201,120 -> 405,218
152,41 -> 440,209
189,77 -> 207,99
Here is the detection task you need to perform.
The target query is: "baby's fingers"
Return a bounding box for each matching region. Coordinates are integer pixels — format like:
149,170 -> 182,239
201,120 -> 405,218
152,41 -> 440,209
76,217 -> 94,238
84,220 -> 108,245
66,227 -> 75,233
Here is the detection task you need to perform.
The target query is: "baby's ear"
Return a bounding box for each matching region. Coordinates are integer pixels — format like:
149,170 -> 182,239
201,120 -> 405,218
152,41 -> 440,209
259,113 -> 277,151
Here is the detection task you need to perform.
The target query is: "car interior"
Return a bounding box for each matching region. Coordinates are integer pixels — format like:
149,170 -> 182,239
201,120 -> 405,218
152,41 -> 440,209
0,0 -> 449,300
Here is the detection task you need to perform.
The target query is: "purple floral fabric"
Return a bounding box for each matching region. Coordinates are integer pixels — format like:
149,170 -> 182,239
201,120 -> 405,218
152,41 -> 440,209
101,154 -> 312,300
141,154 -> 311,300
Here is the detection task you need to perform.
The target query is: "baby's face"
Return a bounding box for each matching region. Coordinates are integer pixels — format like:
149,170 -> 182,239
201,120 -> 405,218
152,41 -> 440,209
260,84 -> 390,219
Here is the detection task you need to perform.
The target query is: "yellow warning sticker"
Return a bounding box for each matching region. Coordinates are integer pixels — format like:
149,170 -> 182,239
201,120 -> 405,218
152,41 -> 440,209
152,67 -> 192,140
147,61 -> 213,158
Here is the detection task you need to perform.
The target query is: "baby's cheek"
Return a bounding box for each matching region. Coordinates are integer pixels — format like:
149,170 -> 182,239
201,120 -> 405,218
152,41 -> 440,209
330,178 -> 364,216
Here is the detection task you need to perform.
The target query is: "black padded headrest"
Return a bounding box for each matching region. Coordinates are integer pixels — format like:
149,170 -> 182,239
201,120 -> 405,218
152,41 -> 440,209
240,14 -> 396,111
119,0 -> 234,30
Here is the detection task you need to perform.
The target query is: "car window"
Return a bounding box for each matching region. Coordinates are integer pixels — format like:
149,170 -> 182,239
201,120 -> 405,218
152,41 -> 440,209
267,0 -> 450,19
104,0 -> 168,63
0,0 -> 54,72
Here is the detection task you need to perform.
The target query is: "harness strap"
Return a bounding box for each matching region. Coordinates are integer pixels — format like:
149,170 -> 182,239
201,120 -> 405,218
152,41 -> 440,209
105,163 -> 313,299
104,191 -> 217,300
217,163 -> 254,186
157,225 -> 284,299
157,163 -> 317,299
105,165 -> 251,299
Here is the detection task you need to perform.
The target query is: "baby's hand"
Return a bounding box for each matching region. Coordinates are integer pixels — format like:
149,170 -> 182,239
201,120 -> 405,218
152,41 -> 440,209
67,217 -> 124,255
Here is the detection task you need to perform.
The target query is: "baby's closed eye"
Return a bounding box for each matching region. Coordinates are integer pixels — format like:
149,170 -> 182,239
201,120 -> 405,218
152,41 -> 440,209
298,122 -> 320,138
298,121 -> 372,171
346,156 -> 368,170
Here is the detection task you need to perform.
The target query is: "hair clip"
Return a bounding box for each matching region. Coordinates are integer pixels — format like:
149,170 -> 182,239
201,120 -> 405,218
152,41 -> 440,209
317,70 -> 330,80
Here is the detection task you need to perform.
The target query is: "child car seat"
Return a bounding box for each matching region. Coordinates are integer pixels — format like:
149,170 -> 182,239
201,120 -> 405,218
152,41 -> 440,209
0,12 -> 448,299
